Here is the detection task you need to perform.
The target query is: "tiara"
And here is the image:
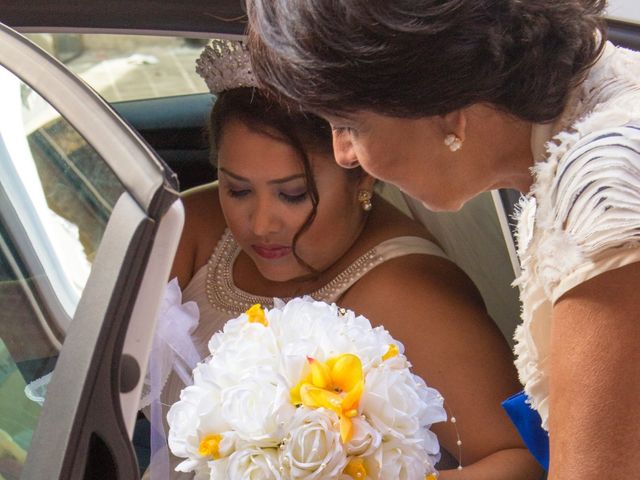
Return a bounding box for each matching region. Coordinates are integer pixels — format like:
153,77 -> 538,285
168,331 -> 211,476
196,39 -> 257,95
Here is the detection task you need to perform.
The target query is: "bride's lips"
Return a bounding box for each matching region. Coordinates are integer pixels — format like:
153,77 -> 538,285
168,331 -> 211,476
252,244 -> 292,260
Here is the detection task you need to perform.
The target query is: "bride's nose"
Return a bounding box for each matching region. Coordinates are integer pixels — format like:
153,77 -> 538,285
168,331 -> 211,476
250,197 -> 281,236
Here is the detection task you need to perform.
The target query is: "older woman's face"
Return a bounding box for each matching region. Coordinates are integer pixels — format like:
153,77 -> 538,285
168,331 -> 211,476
328,110 -> 494,212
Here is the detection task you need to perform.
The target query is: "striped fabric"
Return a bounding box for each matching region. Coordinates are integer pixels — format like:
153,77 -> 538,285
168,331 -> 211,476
513,41 -> 640,430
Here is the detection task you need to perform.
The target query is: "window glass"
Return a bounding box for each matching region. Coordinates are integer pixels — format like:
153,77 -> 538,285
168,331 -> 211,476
607,0 -> 640,24
25,33 -> 210,102
0,63 -> 125,477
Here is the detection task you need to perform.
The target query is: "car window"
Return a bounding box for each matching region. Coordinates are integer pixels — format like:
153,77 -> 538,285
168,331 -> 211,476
24,33 -> 210,102
607,0 -> 640,24
0,63 -> 125,478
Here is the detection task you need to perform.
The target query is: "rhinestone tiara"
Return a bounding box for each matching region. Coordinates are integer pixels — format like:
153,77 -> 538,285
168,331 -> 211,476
196,39 -> 257,95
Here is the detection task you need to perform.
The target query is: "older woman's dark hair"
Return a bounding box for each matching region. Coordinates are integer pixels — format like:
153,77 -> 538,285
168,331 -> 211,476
247,0 -> 607,123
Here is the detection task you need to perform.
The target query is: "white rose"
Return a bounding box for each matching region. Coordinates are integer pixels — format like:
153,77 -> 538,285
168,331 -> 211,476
412,375 -> 447,424
191,462 -> 216,480
270,298 -> 344,357
278,350 -> 312,391
342,319 -> 405,372
220,366 -> 295,446
208,315 -> 246,350
272,299 -> 387,385
365,438 -> 434,480
167,385 -> 216,453
168,382 -> 235,473
167,385 -> 204,463
378,349 -> 410,371
280,407 -> 348,479
345,417 -> 382,457
217,447 -> 282,480
361,366 -> 445,441
411,375 -> 447,457
205,325 -> 281,389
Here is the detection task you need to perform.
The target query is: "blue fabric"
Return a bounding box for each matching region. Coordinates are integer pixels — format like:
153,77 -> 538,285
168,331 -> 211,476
502,390 -> 549,470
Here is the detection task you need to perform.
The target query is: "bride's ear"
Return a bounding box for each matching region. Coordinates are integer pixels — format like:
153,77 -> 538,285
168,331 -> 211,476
440,109 -> 468,143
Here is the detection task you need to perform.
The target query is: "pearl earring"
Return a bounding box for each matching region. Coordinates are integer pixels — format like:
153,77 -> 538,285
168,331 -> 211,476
357,190 -> 373,211
444,133 -> 463,152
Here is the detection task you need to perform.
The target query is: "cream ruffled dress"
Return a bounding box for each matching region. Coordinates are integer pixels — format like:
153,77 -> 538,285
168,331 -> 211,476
513,41 -> 640,430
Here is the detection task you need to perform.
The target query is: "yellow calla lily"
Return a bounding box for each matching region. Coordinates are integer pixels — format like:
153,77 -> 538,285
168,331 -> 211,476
382,343 -> 399,361
309,356 -> 332,389
289,375 -> 309,406
328,354 -> 363,392
342,379 -> 364,413
291,353 -> 365,443
246,304 -> 268,326
344,457 -> 367,479
339,415 -> 354,445
300,384 -> 343,412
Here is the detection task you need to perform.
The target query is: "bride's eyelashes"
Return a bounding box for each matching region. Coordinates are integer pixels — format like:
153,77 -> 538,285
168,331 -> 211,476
227,187 -> 250,198
279,191 -> 308,204
224,186 -> 308,205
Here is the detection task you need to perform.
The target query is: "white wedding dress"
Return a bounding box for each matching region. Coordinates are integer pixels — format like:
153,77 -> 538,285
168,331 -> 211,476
143,228 -> 448,478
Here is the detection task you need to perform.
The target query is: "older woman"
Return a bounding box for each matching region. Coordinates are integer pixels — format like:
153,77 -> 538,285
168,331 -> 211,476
247,0 -> 640,477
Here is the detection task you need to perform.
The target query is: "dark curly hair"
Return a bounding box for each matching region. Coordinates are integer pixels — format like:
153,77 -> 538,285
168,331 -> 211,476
247,0 -> 607,123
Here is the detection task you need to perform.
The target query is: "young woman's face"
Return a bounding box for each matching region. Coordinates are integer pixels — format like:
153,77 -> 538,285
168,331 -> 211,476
327,110 -> 494,212
217,119 -> 368,283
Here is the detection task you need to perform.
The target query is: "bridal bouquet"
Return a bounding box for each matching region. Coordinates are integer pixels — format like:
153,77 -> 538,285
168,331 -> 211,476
167,297 -> 446,479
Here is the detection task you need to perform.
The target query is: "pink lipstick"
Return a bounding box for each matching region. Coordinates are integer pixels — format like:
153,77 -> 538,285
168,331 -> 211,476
252,244 -> 292,260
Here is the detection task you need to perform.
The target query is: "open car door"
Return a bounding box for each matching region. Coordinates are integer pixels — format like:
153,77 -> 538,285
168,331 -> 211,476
0,22 -> 183,479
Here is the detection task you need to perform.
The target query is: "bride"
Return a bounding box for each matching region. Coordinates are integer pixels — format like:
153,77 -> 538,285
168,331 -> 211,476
142,40 -> 540,479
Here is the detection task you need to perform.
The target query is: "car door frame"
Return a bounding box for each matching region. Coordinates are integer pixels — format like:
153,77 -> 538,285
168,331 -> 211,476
0,22 -> 183,479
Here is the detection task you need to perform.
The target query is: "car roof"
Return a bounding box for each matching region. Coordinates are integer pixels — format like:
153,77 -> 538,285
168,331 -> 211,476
2,0 -> 638,49
0,0 -> 247,36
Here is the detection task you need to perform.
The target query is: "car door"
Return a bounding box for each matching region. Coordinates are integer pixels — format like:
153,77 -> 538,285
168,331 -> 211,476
0,22 -> 183,480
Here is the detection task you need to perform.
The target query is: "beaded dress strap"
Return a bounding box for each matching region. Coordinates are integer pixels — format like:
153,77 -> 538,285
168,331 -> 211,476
205,229 -> 446,314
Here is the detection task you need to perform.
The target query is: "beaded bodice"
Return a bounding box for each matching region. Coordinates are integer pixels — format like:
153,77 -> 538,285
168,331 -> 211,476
180,229 -> 446,357
206,229 -> 388,315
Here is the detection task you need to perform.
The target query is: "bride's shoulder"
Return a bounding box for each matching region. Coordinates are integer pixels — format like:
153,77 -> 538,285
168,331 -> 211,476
181,182 -> 226,238
345,194 -> 494,327
171,182 -> 227,288
181,181 -> 221,215
345,240 -> 485,316
340,228 -> 509,384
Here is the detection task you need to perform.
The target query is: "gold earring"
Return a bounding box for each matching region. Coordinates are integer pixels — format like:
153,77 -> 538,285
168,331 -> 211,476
444,133 -> 463,152
358,190 -> 373,211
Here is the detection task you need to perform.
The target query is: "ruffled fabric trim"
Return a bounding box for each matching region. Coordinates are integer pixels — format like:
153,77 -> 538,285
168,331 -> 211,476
141,279 -> 201,480
513,43 -> 640,429
140,278 -> 200,409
